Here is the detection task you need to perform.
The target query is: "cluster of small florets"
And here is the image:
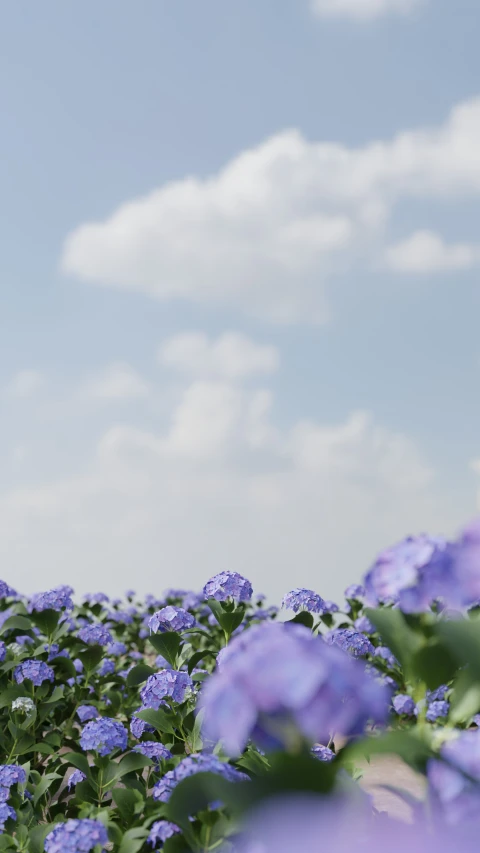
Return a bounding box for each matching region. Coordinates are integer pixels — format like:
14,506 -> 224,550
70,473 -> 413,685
133,741 -> 172,764
29,585 -> 74,612
203,571 -> 253,602
14,659 -> 55,687
281,588 -> 327,613
324,628 -> 374,657
79,717 -> 128,756
77,624 -> 113,645
148,820 -> 181,847
11,697 -> 35,714
152,754 -> 249,802
140,670 -> 193,708
0,581 -> 17,599
148,606 -> 196,633
44,819 -> 108,853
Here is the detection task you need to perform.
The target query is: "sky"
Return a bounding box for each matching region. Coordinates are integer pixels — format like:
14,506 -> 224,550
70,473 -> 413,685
1,0 -> 480,603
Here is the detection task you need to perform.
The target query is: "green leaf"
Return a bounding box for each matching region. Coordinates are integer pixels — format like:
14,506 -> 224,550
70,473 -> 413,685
78,645 -> 105,671
111,787 -> 144,822
43,685 -> 65,704
365,607 -> 423,673
339,731 -> 434,775
0,615 -> 32,635
207,601 -> 245,636
52,656 -> 78,680
187,650 -> 216,675
148,633 -> 182,668
136,707 -> 176,735
435,619 -> 480,677
117,828 -> 150,853
28,823 -> 56,853
102,752 -> 151,789
126,663 -> 155,688
30,609 -> 60,636
286,612 -> 314,629
63,752 -> 91,777
0,685 -> 30,709
33,772 -> 62,806
410,642 -> 459,689
162,837 -> 188,853
450,668 -> 480,724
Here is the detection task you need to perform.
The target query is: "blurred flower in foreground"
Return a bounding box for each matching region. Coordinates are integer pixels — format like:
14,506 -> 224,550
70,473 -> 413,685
428,729 -> 480,824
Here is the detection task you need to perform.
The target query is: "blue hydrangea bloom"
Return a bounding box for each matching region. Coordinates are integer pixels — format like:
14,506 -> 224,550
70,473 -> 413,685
281,589 -> 327,613
78,624 -> 113,645
311,745 -> 335,762
354,616 -> 374,634
67,769 -> 86,790
133,742 -> 172,763
325,629 -> 374,657
428,730 -> 480,824
107,642 -> 127,656
29,585 -> 74,613
140,670 -> 193,708
45,819 -> 108,853
83,592 -> 109,606
322,600 -> 339,614
149,606 -> 195,633
14,660 -> 54,687
199,623 -> 389,757
155,654 -> 172,670
375,646 -> 398,668
427,685 -> 449,703
79,717 -> 128,756
0,803 -> 16,831
148,820 -> 181,848
0,582 -> 16,599
130,650 -> 143,661
182,592 -> 205,610
363,535 -> 457,612
393,694 -> 417,716
0,642 -> 6,663
77,705 -> 99,723
130,708 -> 155,739
426,701 -> 450,722
344,584 -> 365,599
203,571 -> 253,603
0,766 -> 27,788
98,659 -> 115,677
152,754 -> 249,802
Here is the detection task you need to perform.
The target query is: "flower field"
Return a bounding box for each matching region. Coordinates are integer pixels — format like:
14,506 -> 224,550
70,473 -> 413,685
2,522 -> 480,852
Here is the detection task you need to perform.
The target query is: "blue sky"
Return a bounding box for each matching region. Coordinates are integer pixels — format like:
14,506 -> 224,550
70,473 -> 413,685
1,0 -> 480,601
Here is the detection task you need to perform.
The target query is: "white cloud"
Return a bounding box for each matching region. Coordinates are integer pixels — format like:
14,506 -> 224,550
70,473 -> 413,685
384,230 -> 478,273
6,370 -> 45,398
310,0 -> 422,21
0,364 -> 459,602
61,97 -> 480,324
158,332 -> 280,379
78,362 -> 149,401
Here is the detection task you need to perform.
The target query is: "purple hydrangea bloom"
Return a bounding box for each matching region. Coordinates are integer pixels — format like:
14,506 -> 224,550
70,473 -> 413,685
452,519 -> 480,607
83,592 -> 110,606
322,600 -> 339,614
67,769 -> 86,790
29,585 -> 74,613
107,642 -> 127,656
79,717 -> 128,756
155,654 -> 172,670
130,650 -> 143,661
133,742 -> 172,763
311,745 -> 335,762
0,803 -> 16,830
148,820 -> 181,848
149,606 -> 195,634
163,589 -> 188,601
203,571 -> 253,603
427,685 -> 449,703
152,754 -> 249,802
141,670 -> 193,708
78,624 -> 113,646
393,694 -> 417,716
98,659 -> 115,677
0,642 -> 6,663
375,646 -> 398,668
182,592 -> 205,610
354,616 -> 374,634
14,659 -> 54,687
426,701 -> 450,722
428,730 -> 480,824
325,629 -> 374,657
130,708 -> 155,739
45,819 -> 108,853
199,623 -> 389,757
73,658 -> 84,673
77,705 -> 99,723
0,765 -> 27,788
281,589 -> 327,613
0,582 -> 16,599
363,535 -> 457,612
344,584 -> 365,599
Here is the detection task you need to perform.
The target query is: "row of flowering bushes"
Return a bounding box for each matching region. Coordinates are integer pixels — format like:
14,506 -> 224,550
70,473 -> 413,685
2,520 -> 480,851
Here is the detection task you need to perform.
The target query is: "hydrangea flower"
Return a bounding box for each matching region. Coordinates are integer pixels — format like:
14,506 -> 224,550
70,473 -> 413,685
76,705 -> 99,723
0,803 -> 16,831
29,585 -> 74,613
199,623 -> 389,756
182,592 -> 205,610
281,589 -> 327,613
148,820 -> 181,848
325,629 -> 374,657
426,701 -> 450,722
78,624 -> 113,646
67,769 -> 86,790
354,616 -> 374,634
107,642 -> 127,656
148,606 -> 195,633
322,600 -> 339,614
393,694 -> 417,716
363,535 -> 457,612
97,659 -> 115,677
130,708 -> 155,739
83,592 -> 109,606
45,819 -> 108,853
11,697 -> 35,714
79,717 -> 128,756
375,646 -> 398,668
0,582 -> 16,599
451,519 -> 480,607
0,765 -> 27,789
428,730 -> 480,824
311,745 -> 335,762
14,660 -> 54,687
140,670 -> 193,708
152,754 -> 248,802
133,742 -> 172,763
344,585 -> 365,599
203,571 -> 253,603
0,642 -> 6,663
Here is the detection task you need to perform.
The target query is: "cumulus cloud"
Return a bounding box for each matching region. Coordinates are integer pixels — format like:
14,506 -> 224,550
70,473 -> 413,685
0,363 -> 457,601
158,332 -> 280,379
78,362 -> 150,401
384,230 -> 478,273
310,0 -> 423,21
6,370 -> 45,398
61,98 -> 480,324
